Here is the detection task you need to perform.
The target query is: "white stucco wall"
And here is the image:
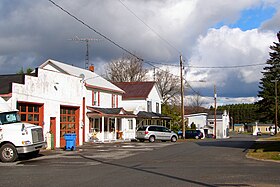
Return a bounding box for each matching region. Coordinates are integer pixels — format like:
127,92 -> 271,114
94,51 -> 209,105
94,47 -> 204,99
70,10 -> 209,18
186,114 -> 207,129
10,68 -> 84,147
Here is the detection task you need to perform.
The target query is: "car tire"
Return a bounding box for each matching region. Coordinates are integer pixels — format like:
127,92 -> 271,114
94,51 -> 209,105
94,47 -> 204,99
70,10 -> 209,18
149,136 -> 155,143
0,143 -> 18,162
171,136 -> 177,142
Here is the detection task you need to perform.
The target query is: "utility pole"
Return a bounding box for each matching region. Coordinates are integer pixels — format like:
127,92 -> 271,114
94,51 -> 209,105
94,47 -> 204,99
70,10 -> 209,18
69,36 -> 102,69
272,79 -> 278,135
180,55 -> 185,139
214,84 -> 217,139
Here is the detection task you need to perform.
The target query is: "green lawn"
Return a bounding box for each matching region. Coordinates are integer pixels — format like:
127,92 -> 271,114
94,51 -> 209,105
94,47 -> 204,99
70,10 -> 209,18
247,135 -> 280,161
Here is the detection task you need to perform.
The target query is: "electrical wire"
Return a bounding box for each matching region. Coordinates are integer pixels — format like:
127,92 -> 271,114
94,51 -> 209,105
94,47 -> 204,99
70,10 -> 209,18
48,0 -> 143,61
118,0 -> 182,56
49,0 -> 263,72
187,63 -> 266,69
146,61 -> 266,69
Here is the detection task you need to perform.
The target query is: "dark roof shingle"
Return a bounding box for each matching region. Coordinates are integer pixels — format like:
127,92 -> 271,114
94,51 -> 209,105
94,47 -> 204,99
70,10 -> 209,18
113,82 -> 155,100
0,74 -> 25,94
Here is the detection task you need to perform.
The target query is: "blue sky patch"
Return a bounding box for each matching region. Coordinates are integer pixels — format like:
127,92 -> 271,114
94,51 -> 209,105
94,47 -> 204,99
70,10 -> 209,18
215,6 -> 276,31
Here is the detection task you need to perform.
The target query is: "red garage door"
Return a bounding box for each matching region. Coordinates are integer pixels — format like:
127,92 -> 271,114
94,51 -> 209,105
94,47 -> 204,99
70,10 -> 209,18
17,102 -> 44,127
60,106 -> 79,148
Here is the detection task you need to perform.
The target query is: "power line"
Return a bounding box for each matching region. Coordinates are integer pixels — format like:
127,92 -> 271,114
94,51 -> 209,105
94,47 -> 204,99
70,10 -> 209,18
48,0 -> 263,81
187,63 -> 266,69
118,0 -> 182,56
48,0 -> 143,61
69,36 -> 102,69
146,61 -> 266,69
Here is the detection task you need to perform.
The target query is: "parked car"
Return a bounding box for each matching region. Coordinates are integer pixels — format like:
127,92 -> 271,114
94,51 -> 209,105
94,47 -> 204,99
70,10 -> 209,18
136,125 -> 178,143
185,130 -> 203,139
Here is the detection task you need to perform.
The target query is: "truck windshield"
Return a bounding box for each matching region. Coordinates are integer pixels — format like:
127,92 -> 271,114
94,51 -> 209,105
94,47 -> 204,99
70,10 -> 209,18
0,112 -> 21,125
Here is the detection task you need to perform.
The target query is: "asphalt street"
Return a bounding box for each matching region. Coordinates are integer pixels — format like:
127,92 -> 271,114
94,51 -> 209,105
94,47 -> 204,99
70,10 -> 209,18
0,134 -> 279,187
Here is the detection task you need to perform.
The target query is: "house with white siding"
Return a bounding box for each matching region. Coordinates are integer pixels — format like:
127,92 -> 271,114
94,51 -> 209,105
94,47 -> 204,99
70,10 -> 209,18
0,59 -> 137,148
113,82 -> 171,128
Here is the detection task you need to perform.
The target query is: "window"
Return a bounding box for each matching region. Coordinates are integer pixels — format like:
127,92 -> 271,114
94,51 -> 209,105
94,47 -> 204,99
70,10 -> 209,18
112,94 -> 116,108
148,126 -> 156,131
156,103 -> 159,113
128,119 -> 133,130
111,94 -> 118,108
17,102 -> 43,126
92,91 -> 99,106
109,118 -> 115,132
147,101 -> 152,112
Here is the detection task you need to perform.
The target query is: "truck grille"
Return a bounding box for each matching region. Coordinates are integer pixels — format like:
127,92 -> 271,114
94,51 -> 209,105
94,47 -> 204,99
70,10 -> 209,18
32,128 -> 44,143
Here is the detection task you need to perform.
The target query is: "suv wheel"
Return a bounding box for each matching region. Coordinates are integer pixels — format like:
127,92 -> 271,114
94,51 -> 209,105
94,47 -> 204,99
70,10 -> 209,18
171,136 -> 177,142
149,136 -> 155,143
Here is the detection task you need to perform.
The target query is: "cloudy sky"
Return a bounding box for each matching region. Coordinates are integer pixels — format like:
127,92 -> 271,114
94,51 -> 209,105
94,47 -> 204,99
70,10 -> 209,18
0,0 -> 280,106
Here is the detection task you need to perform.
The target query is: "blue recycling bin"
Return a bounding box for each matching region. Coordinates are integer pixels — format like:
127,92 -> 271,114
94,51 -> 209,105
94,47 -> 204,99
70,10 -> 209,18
64,133 -> 76,151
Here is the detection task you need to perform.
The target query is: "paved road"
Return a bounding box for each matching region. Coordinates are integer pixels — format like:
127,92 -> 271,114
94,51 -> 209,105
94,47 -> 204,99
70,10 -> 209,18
0,135 -> 279,187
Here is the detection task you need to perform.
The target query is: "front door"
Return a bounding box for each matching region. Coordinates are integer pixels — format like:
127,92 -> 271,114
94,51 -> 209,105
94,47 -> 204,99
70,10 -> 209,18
50,117 -> 56,148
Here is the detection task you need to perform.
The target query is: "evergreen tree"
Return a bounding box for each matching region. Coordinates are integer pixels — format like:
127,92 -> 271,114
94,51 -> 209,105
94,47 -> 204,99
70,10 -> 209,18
258,31 -> 280,123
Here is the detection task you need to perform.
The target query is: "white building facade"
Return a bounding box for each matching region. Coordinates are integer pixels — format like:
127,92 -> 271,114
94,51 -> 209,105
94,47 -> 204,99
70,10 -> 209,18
185,110 -> 230,139
0,59 -> 137,148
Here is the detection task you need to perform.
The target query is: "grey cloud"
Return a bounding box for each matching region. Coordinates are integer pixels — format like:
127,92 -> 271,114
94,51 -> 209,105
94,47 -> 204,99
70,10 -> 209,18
0,0 -> 278,100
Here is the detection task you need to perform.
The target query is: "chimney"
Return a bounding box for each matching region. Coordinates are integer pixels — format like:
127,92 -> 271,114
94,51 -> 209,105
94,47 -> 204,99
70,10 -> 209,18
89,65 -> 94,72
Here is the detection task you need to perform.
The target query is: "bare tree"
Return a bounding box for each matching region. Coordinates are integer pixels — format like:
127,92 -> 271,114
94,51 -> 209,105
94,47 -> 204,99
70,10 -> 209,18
155,69 -> 180,104
105,55 -> 148,82
189,92 -> 206,113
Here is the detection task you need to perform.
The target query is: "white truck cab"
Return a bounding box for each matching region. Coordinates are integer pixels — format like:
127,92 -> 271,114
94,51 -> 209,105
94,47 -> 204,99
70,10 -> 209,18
0,110 -> 46,162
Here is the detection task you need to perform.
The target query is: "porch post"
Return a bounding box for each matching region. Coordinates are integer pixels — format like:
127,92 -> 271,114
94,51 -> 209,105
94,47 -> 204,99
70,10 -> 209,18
114,117 -> 117,140
101,116 -> 104,142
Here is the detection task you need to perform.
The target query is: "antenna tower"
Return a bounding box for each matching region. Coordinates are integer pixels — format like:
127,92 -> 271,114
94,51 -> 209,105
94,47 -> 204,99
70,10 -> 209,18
69,36 -> 102,69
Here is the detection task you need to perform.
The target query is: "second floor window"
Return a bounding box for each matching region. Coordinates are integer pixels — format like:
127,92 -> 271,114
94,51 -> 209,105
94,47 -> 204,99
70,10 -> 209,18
112,94 -> 118,108
156,102 -> 159,113
147,101 -> 152,112
92,91 -> 100,106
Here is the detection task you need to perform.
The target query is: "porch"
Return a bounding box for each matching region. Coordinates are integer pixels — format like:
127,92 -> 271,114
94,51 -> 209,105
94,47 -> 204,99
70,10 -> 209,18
86,107 -> 136,142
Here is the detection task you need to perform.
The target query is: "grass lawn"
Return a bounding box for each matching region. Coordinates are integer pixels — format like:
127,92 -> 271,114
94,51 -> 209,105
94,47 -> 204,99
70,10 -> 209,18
247,135 -> 280,161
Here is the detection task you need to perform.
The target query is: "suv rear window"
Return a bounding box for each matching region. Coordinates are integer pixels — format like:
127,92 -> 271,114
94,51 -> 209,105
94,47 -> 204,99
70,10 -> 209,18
137,126 -> 147,131
148,126 -> 157,131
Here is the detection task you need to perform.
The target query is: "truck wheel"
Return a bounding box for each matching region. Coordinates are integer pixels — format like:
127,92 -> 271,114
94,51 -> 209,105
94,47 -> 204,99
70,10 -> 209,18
0,143 -> 18,162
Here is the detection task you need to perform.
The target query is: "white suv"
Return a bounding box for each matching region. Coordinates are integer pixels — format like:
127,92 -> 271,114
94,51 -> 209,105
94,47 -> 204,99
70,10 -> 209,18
136,125 -> 178,142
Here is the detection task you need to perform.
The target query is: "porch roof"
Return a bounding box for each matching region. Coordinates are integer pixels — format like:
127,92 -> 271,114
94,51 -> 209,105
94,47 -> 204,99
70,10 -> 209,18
137,111 -> 171,120
86,107 -> 136,118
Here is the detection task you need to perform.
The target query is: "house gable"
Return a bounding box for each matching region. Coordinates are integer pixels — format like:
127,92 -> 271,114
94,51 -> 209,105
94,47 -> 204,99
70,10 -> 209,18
40,59 -> 124,94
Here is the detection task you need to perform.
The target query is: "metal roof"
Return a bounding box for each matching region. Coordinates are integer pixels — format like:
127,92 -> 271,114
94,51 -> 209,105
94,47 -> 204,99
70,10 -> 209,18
40,59 -> 124,94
